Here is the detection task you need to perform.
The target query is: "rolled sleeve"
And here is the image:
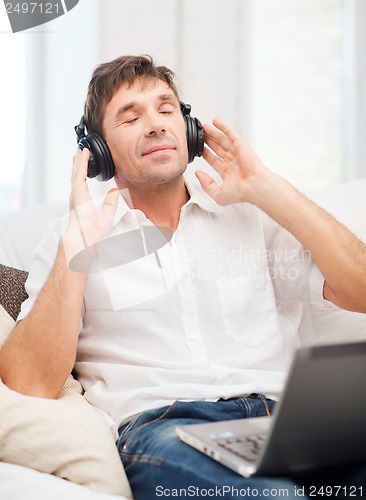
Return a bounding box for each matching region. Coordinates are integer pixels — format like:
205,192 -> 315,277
309,263 -> 338,311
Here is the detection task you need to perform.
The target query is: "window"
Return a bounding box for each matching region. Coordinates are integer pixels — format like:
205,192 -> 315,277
0,24 -> 26,212
1,0 -> 364,212
248,0 -> 344,190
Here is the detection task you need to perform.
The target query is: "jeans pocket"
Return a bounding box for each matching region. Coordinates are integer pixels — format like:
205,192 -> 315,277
118,403 -> 178,454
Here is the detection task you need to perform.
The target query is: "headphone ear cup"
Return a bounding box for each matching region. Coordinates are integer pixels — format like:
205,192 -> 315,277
78,132 -> 115,182
183,114 -> 204,164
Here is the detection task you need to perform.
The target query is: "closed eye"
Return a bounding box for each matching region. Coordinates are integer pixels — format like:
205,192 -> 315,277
159,103 -> 176,115
124,116 -> 139,125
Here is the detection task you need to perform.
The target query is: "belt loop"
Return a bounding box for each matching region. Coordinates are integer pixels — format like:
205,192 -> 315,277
258,393 -> 271,417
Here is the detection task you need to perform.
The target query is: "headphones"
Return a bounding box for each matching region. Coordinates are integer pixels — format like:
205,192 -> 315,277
74,101 -> 204,182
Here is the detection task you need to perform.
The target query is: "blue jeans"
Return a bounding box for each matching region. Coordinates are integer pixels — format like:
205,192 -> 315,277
117,397 -> 366,499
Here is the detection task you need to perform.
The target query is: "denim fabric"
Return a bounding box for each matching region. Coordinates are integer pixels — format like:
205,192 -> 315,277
117,397 -> 366,499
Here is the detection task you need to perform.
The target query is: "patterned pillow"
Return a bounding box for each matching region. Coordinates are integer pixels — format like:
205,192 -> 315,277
0,264 -> 28,321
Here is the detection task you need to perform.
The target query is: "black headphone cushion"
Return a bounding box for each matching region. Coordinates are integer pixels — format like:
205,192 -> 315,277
79,132 -> 115,181
184,115 -> 204,163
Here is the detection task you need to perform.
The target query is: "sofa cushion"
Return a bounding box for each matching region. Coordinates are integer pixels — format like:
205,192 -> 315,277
0,375 -> 131,497
0,277 -> 132,498
0,461 -> 130,500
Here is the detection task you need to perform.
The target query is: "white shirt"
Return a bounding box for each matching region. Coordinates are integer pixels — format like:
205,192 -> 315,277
19,174 -> 327,437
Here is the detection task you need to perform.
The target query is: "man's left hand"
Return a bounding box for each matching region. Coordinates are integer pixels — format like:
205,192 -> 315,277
196,118 -> 267,206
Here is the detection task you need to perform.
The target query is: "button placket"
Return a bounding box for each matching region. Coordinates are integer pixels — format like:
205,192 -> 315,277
174,228 -> 208,363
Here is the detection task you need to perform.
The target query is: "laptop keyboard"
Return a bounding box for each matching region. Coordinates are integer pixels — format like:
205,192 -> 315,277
216,434 -> 266,462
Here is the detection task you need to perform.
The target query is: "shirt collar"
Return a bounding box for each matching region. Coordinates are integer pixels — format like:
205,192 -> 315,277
112,190 -> 135,227
111,169 -> 221,227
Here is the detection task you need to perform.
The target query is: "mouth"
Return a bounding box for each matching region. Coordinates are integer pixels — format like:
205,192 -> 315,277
142,144 -> 175,156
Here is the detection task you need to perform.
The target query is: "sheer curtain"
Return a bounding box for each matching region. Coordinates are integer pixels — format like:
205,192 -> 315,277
1,0 -> 365,212
0,33 -> 26,212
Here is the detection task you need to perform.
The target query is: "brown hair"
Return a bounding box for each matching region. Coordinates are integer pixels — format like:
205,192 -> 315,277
84,55 -> 179,135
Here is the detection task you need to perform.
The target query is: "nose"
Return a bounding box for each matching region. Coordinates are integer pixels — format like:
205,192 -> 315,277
144,112 -> 166,137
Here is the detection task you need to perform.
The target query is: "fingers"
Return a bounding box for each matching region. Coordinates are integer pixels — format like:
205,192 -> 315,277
204,118 -> 263,174
204,118 -> 242,153
68,148 -> 94,248
195,170 -> 220,202
70,148 -> 91,210
211,118 -> 242,143
101,188 -> 119,222
71,147 -> 89,183
202,146 -> 223,173
65,152 -> 120,270
203,123 -> 230,161
103,188 -> 119,208
203,118 -> 243,176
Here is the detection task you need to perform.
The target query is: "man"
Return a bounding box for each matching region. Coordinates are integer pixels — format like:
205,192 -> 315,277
0,55 -> 365,499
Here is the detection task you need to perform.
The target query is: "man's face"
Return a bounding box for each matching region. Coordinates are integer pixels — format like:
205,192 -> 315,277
102,78 -> 189,192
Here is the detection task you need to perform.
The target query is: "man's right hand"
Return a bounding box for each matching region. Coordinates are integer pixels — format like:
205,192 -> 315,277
0,149 -> 120,398
63,148 -> 119,271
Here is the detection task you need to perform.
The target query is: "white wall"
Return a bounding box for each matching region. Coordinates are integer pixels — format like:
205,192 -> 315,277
344,0 -> 366,180
249,0 -> 343,189
18,0 -> 366,205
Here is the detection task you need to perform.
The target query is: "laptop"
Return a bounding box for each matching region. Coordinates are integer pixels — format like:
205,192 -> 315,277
176,341 -> 366,477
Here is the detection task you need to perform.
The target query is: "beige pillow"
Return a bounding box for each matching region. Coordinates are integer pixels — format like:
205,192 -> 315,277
0,304 -> 132,498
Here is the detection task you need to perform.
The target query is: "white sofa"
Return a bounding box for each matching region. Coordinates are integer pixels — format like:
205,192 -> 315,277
0,462 -> 127,500
0,202 -> 132,500
0,179 -> 365,499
